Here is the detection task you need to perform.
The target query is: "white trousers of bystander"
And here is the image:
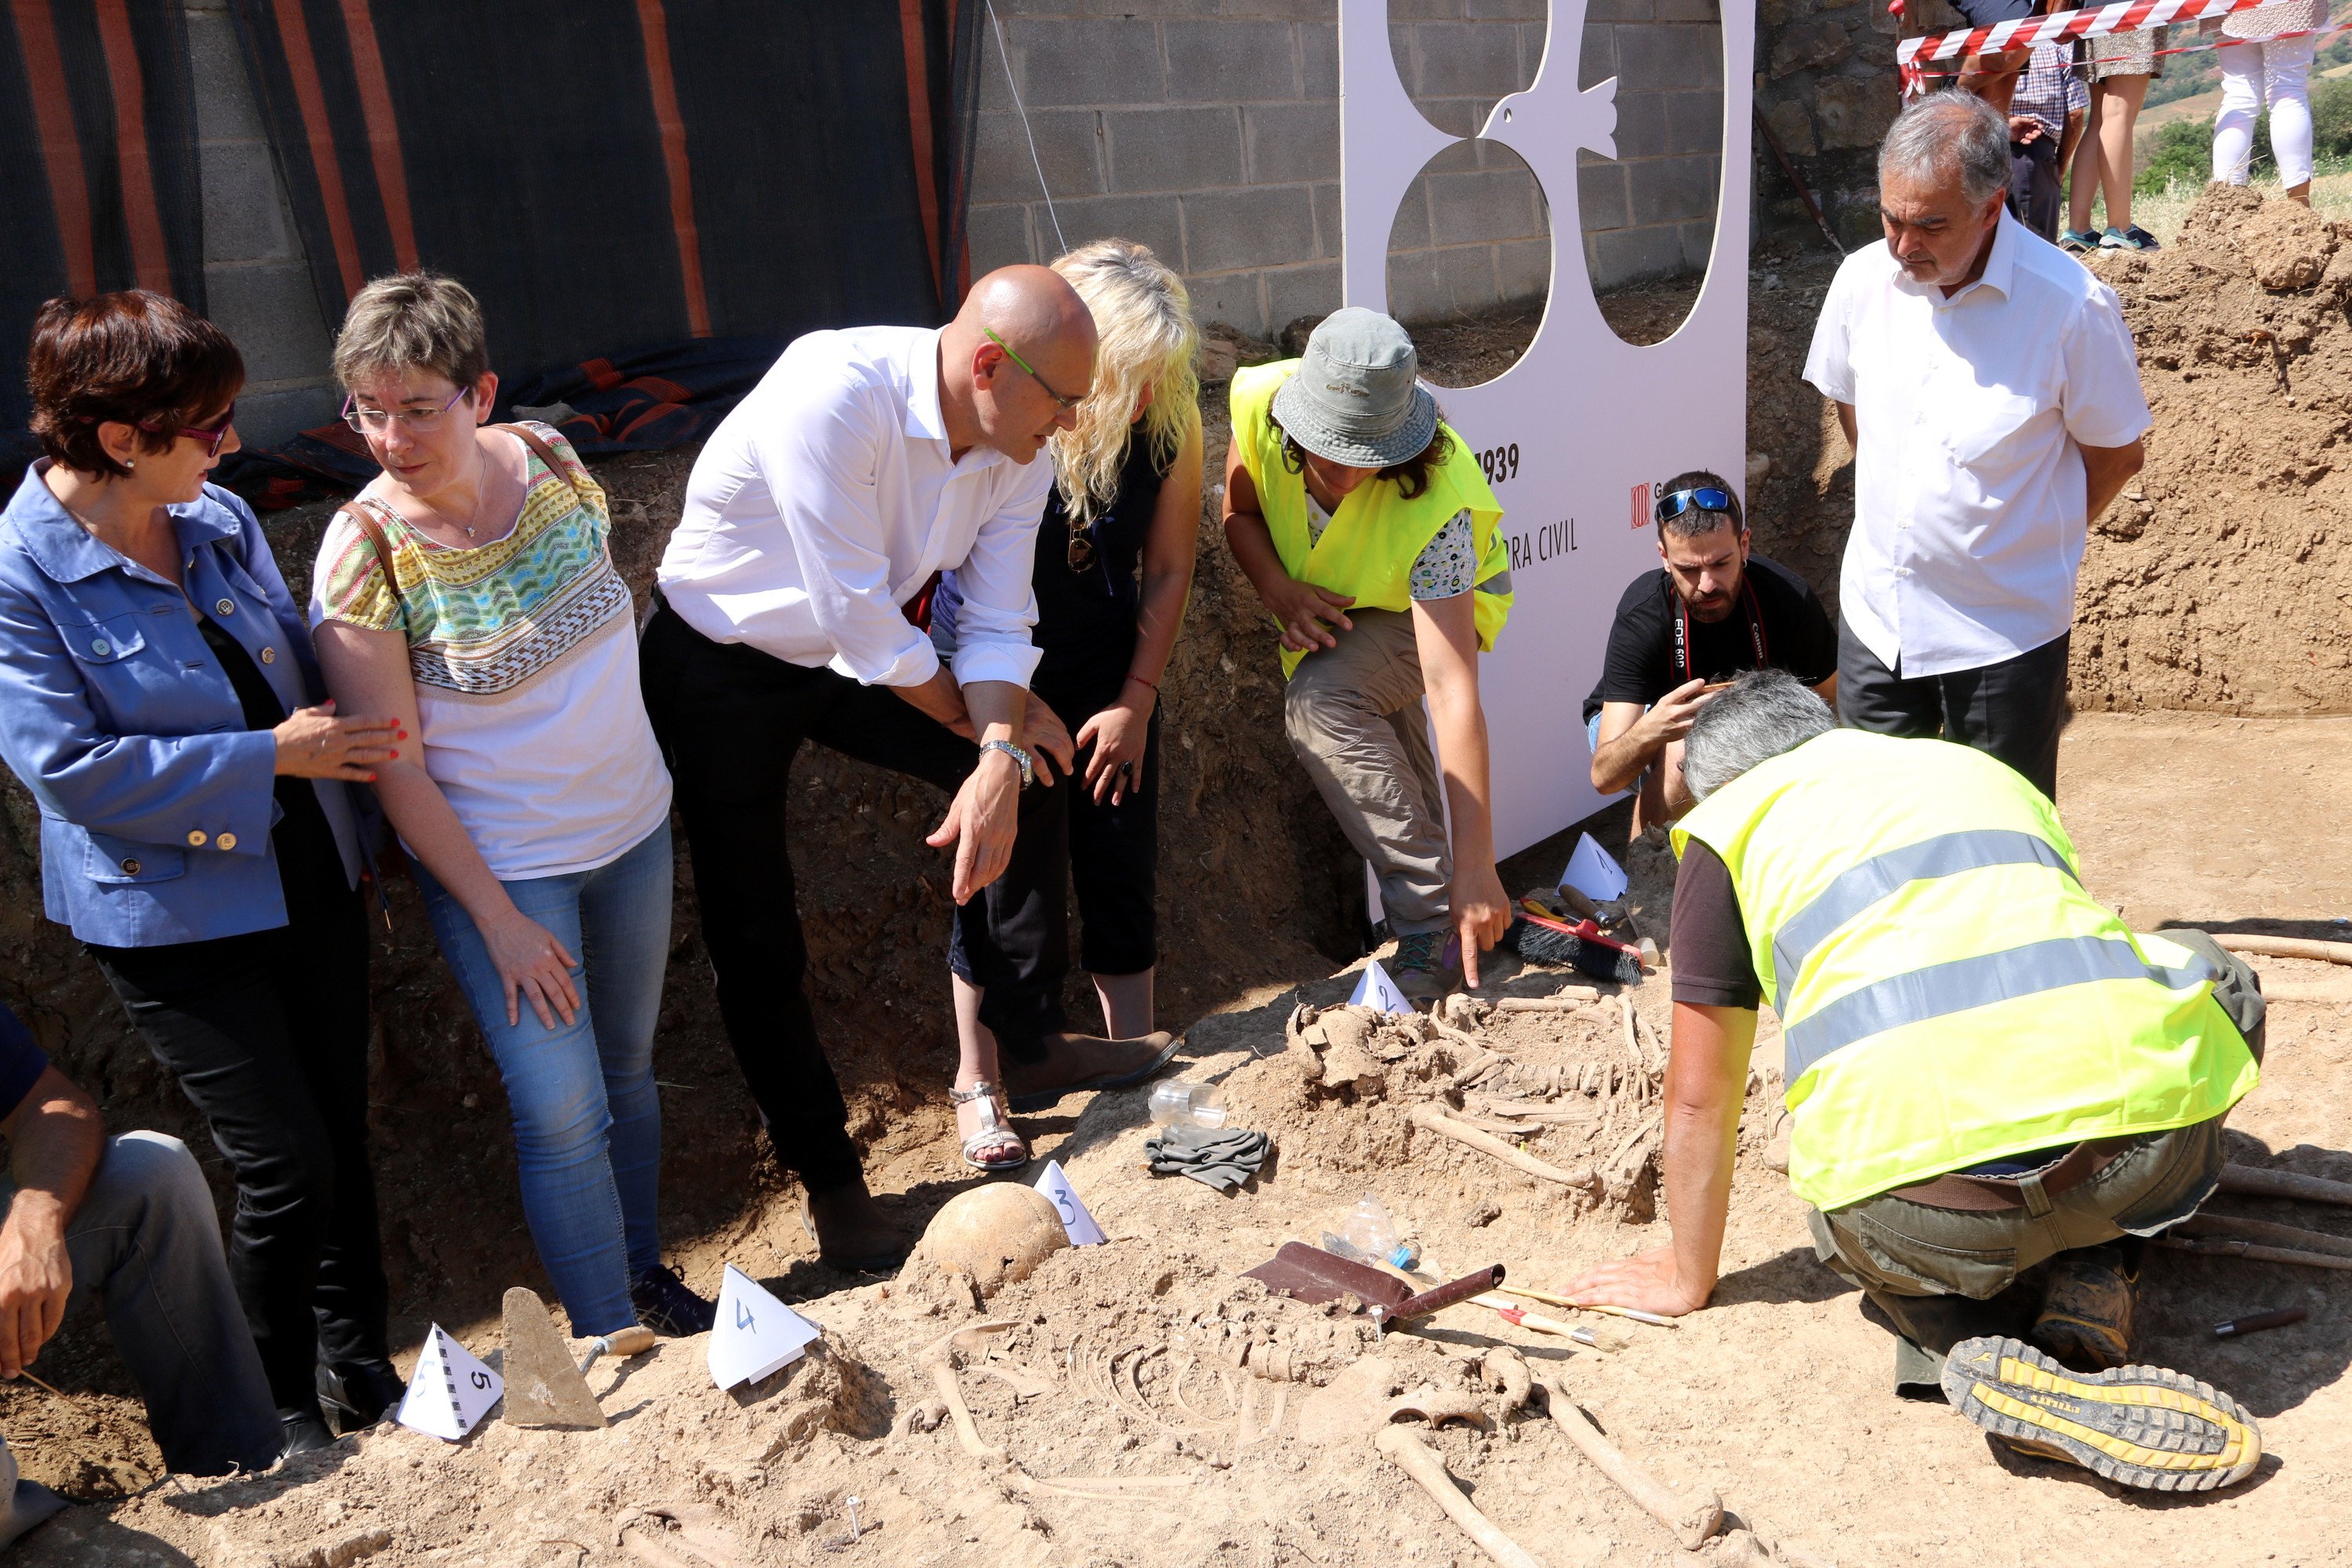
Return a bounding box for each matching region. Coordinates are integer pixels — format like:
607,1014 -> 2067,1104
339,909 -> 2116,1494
2215,35 -> 2318,189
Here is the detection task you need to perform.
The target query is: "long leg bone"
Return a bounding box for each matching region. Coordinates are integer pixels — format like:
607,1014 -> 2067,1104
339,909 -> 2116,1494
1375,1425 -> 1548,1568
1534,1373 -> 1722,1551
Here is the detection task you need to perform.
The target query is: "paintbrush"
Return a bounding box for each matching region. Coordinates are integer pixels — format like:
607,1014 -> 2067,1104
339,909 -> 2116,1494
1497,1283 -> 1677,1327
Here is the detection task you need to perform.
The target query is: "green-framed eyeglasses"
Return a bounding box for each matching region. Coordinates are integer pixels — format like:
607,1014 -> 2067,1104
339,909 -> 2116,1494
982,326 -> 1085,411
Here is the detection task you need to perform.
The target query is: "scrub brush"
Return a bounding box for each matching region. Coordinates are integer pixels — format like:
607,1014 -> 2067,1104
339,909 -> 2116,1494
1504,904 -> 1643,985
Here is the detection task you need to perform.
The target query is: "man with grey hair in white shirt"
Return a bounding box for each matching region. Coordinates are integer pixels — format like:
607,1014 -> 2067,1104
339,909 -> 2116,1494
642,267 -> 1167,1269
1804,91 -> 2149,800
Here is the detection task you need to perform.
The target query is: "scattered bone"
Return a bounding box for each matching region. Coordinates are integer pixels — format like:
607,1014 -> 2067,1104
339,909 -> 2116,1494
1381,1386 -> 1490,1428
1535,1373 -> 1723,1551
2177,1211 -> 2352,1257
1409,1103 -> 1599,1192
916,1319 -> 1018,1461
2212,932 -> 2352,966
1479,1345 -> 1532,1411
1375,1425 -> 1547,1568
1494,996 -> 1593,1016
2219,1163 -> 2352,1207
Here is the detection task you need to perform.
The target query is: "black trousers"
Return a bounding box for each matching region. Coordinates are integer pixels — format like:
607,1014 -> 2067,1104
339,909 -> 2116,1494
946,660 -> 1160,1050
1836,616 -> 2071,800
86,837 -> 386,1413
2009,135 -> 2062,241
638,602 -> 1042,1192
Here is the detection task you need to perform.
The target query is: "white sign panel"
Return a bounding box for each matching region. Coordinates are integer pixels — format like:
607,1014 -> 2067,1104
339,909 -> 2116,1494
1338,0 -> 1754,855
1033,1158 -> 1108,1245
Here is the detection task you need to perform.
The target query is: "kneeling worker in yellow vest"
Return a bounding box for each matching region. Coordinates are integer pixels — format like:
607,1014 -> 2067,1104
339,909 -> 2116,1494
1222,310 -> 1514,1004
1566,670 -> 2268,1492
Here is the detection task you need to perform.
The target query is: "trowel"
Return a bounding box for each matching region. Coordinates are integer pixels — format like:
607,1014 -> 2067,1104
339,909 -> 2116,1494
1243,1243 -> 1503,1330
499,1286 -> 655,1429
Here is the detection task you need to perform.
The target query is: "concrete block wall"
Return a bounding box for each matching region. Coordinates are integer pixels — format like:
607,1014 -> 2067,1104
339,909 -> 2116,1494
970,0 -> 1726,341
186,0 -> 342,448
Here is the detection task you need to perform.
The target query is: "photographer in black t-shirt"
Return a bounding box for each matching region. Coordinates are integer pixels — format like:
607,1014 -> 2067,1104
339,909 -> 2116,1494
1584,470 -> 1837,833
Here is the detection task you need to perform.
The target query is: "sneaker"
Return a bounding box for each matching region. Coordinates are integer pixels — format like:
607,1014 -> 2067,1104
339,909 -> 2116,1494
1390,931 -> 1461,1007
2059,228 -> 2100,253
631,1261 -> 717,1335
2122,225 -> 2163,251
2033,1245 -> 2134,1370
1942,1337 -> 2261,1491
2100,227 -> 2144,251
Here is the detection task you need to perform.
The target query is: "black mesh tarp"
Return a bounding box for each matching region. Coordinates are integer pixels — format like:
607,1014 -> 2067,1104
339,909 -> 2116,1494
0,0 -> 205,470
230,0 -> 981,384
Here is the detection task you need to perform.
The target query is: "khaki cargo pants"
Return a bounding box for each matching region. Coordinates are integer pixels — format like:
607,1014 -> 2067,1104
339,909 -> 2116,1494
1806,930 -> 2267,1394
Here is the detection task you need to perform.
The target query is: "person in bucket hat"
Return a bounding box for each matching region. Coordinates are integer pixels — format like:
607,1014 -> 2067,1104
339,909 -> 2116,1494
1221,309 -> 1515,1005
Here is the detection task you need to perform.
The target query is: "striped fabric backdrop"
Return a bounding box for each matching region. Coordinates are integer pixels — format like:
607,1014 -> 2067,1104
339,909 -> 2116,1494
0,0 -> 206,463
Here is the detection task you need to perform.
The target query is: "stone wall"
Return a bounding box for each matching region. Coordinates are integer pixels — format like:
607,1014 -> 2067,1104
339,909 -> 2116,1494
967,0 -> 1726,339
1750,0 -> 1944,248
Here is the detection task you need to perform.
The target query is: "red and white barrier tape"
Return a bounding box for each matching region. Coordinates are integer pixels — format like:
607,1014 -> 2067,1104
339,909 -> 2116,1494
1905,9 -> 2352,79
1897,0 -> 2295,72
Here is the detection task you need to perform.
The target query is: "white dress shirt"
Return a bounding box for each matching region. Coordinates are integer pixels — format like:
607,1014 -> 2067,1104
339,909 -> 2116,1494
1802,212 -> 2151,677
658,325 -> 1049,690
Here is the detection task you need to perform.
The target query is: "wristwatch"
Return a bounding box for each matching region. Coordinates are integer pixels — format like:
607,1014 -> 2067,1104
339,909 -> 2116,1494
979,737 -> 1034,786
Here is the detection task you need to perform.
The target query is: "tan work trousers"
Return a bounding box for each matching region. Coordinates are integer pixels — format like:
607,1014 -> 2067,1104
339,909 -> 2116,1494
1283,608 -> 1453,937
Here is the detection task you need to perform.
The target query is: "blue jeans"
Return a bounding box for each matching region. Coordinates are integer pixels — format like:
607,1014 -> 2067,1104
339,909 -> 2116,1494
413,822 -> 672,1334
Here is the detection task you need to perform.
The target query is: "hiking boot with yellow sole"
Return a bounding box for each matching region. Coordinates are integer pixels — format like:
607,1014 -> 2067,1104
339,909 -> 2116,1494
1940,1337 -> 2262,1492
2033,1246 -> 2135,1370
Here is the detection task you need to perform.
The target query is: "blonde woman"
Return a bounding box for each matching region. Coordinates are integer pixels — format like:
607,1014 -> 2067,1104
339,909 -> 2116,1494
930,239 -> 1200,1167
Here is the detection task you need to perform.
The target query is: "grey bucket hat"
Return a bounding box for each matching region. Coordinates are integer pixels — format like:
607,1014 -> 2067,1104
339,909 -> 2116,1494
1269,307 -> 1439,470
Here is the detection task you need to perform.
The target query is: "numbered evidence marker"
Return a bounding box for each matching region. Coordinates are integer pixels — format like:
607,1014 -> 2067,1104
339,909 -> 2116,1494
707,1263 -> 824,1391
1032,1158 -> 1107,1246
1561,832 -> 1629,904
1348,956 -> 1413,1017
395,1323 -> 504,1442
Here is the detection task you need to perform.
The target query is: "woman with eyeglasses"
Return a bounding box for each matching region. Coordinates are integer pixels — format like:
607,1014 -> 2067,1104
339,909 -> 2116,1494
927,239 -> 1199,1168
0,292 -> 402,1454
307,273 -> 713,1345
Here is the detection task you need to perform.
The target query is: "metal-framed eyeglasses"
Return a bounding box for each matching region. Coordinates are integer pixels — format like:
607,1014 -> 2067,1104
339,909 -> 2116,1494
343,384 -> 471,436
140,404 -> 238,458
1653,485 -> 1738,526
982,327 -> 1085,412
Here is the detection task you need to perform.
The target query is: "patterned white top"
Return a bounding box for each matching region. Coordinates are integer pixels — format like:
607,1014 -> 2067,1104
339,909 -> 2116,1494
1303,496 -> 1479,601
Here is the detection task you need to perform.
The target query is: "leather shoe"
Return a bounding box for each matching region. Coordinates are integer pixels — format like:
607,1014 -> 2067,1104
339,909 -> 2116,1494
318,1357 -> 406,1433
800,1176 -> 911,1272
1003,1030 -> 1180,1112
279,1404 -> 337,1456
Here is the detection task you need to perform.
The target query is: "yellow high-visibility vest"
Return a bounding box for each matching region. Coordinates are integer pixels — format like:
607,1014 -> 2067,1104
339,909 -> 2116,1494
1674,729 -> 2259,1211
1229,361 -> 1512,679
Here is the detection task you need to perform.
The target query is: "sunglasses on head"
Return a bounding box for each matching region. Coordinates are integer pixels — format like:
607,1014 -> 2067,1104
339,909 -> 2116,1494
1653,485 -> 1737,525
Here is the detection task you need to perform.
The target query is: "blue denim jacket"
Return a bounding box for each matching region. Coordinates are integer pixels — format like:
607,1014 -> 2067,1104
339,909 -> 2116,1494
0,466 -> 364,947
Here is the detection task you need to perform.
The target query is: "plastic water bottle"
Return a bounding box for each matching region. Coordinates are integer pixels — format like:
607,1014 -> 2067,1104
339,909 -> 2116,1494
1321,1196 -> 1418,1271
1149,1080 -> 1229,1129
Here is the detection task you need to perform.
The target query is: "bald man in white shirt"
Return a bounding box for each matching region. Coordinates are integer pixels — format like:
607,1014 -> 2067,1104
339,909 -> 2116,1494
1804,93 -> 2148,801
642,267 -> 1165,1269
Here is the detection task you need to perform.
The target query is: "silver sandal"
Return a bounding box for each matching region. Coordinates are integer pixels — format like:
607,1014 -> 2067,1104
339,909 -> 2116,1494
950,1081 -> 1031,1172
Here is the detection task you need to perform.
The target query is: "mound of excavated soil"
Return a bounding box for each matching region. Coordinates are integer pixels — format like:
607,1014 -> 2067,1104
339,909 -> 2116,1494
1745,185 -> 2352,717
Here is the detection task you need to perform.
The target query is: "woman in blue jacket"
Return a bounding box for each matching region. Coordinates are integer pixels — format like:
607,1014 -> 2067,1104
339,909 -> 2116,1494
0,293 -> 402,1453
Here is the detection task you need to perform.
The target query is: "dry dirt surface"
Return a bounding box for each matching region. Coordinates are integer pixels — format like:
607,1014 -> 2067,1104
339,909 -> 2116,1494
6,191 -> 2352,1565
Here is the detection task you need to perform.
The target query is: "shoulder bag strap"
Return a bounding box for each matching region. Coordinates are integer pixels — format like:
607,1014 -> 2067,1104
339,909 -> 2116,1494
343,498 -> 408,633
492,422 -> 591,504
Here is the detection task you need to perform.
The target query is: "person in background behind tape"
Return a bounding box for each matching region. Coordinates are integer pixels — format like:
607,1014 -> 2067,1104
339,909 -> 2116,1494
642,267 -> 1172,1272
1805,93 -> 2149,801
310,274 -> 716,1346
0,1000 -> 281,1526
1567,671 -> 2268,1494
927,240 -> 1199,1171
2009,41 -> 2086,243
2064,21 -> 2165,252
1946,0 -> 2050,114
0,292 -> 398,1455
2211,0 -> 2325,207
1584,470 -> 1835,835
1222,309 -> 1514,1007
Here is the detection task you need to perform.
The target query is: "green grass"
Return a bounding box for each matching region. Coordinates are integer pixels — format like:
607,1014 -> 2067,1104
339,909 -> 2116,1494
2090,167 -> 2352,245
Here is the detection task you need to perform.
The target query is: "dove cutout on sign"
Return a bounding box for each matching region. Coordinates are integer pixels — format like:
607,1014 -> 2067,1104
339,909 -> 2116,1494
1561,833 -> 1629,904
708,1263 -> 823,1390
1349,957 -> 1413,1017
1033,1158 -> 1107,1246
395,1323 -> 503,1442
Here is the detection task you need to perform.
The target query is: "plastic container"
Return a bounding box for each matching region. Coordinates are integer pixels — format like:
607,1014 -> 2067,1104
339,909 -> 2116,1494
1149,1080 -> 1229,1129
1319,1196 -> 1419,1271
